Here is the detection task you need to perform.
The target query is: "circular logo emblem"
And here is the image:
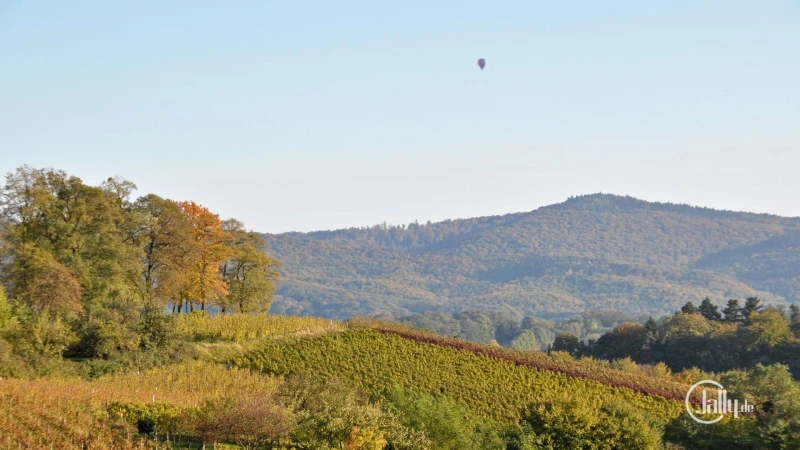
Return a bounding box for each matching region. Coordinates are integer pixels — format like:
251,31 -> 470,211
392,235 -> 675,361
685,379 -> 725,424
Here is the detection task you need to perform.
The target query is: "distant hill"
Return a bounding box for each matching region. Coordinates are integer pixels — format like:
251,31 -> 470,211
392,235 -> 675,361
264,194 -> 800,320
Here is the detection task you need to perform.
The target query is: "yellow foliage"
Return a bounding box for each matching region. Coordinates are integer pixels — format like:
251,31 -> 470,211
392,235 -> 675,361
175,312 -> 344,343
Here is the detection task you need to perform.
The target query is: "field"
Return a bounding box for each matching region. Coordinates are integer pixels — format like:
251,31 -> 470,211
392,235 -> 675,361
367,321 -> 696,402
175,313 -> 343,343
1,315 -> 732,449
0,362 -> 279,449
234,326 -> 686,425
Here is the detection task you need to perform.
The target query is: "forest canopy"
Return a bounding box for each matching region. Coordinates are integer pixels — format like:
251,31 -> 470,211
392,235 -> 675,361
265,194 -> 800,320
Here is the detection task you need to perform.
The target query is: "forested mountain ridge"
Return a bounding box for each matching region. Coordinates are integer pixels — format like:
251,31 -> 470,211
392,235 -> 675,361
265,194 -> 800,319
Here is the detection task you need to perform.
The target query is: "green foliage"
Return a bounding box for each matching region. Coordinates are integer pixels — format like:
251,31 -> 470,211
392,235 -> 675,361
743,296 -> 765,321
664,363 -> 800,449
0,287 -> 10,336
593,322 -> 648,360
280,377 -> 430,450
455,311 -> 497,344
723,364 -> 800,448
790,304 -> 800,338
510,329 -> 539,351
724,299 -> 745,323
386,388 -> 502,450
551,332 -> 586,356
0,166 -> 281,371
234,328 -> 685,427
0,338 -> 33,378
3,305 -> 79,358
699,297 -> 722,321
195,391 -> 294,448
663,412 -> 755,449
221,220 -> 281,313
610,357 -> 640,374
681,302 -> 699,314
588,302 -> 800,378
739,310 -> 794,351
397,309 -> 645,351
521,397 -> 664,450
174,312 -> 343,343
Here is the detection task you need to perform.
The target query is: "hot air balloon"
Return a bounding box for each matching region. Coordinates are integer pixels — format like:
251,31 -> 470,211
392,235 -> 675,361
477,58 -> 486,70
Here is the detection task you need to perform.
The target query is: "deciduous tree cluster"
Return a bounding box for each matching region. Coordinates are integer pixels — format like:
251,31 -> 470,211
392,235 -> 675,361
0,166 -> 279,366
558,297 -> 800,379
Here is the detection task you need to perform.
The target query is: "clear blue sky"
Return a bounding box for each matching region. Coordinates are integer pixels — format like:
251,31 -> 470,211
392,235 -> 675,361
1,1 -> 799,232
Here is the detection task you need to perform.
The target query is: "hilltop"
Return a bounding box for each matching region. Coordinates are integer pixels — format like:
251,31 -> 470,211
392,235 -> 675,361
265,194 -> 800,319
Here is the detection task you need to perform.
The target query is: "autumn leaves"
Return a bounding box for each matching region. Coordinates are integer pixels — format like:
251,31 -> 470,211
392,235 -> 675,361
165,200 -> 279,314
0,166 -> 279,360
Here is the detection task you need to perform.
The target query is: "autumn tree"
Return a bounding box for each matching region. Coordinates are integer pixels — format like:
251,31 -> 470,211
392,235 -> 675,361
219,219 -> 280,313
126,194 -> 201,348
196,392 -> 294,449
11,243 -> 83,317
0,165 -> 283,366
0,243 -> 83,357
130,195 -> 197,312
0,167 -> 143,357
739,310 -> 794,352
178,201 -> 231,312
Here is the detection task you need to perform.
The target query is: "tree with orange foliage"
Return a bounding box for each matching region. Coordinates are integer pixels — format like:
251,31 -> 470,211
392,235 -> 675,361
130,194 -> 196,316
178,201 -> 232,312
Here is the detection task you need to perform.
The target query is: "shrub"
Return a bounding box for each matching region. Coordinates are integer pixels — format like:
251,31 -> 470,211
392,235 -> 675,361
195,392 -> 294,449
136,417 -> 156,435
522,397 -> 663,450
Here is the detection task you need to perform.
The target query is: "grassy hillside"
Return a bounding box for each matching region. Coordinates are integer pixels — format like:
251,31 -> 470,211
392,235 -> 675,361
234,325 -> 686,424
2,314 -> 786,449
265,194 -> 800,319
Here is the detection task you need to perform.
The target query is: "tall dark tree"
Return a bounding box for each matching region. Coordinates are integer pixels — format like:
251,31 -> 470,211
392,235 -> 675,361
698,298 -> 722,321
131,195 -> 194,308
551,332 -> 586,357
644,317 -> 659,345
591,322 -> 648,360
789,304 -> 800,338
722,299 -> 744,323
743,296 -> 763,322
680,302 -> 698,315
